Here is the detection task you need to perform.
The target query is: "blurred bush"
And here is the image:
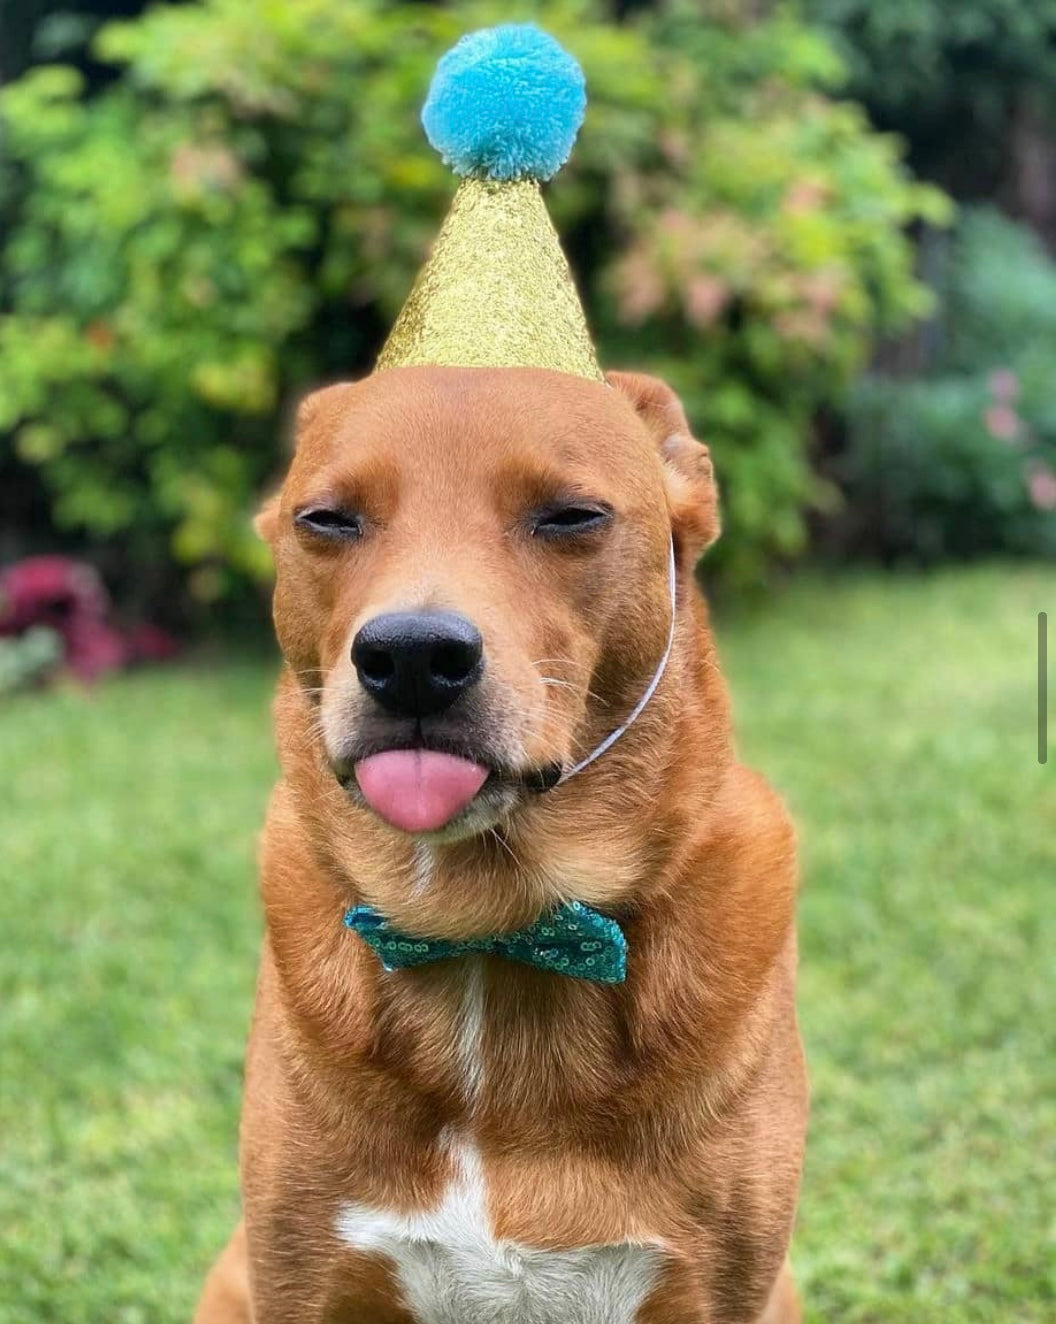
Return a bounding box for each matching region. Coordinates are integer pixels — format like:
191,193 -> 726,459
0,552 -> 178,689
804,0 -> 1056,120
838,210 -> 1056,562
0,0 -> 945,613
803,0 -> 1056,199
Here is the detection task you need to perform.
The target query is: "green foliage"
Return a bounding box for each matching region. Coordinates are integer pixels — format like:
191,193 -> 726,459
840,210 -> 1056,563
605,2 -> 948,584
943,209 -> 1056,375
840,378 -> 1056,562
804,0 -> 1056,102
804,0 -> 1056,189
0,0 -> 943,608
805,0 -> 1056,113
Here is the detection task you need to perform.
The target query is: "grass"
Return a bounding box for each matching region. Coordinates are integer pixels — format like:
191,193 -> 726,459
2,563 -> 1053,1322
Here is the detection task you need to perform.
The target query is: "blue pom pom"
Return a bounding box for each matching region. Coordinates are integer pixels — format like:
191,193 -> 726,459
422,25 -> 586,183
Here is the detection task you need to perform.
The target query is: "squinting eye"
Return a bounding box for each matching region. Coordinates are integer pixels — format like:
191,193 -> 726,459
294,507 -> 363,541
531,504 -> 612,540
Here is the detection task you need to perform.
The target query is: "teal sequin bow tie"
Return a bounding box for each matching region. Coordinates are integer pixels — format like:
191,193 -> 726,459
343,900 -> 627,984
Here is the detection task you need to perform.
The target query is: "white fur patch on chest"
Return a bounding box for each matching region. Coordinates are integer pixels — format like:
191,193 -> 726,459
335,1139 -> 663,1324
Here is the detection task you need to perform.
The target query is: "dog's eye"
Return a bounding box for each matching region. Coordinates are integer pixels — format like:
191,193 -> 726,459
531,504 -> 612,540
294,507 -> 363,541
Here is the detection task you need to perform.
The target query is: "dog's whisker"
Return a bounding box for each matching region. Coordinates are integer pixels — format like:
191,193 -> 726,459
488,827 -> 524,871
529,656 -> 594,676
538,675 -> 609,707
538,676 -> 577,692
291,718 -> 333,754
290,667 -> 329,686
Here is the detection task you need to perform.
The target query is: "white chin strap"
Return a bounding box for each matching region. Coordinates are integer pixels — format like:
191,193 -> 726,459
556,536 -> 677,786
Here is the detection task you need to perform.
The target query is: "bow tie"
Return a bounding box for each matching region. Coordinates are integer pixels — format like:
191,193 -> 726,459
343,900 -> 627,984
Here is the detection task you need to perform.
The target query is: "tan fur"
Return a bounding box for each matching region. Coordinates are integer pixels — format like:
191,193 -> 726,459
195,366 -> 807,1323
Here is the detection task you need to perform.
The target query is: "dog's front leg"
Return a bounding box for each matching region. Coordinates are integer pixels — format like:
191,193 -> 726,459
636,1255 -> 801,1324
240,1221 -> 414,1324
634,1257 -> 711,1323
756,1260 -> 801,1324
194,1222 -> 252,1324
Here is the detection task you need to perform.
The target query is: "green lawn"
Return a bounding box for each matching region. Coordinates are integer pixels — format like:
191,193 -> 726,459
2,564 -> 1053,1322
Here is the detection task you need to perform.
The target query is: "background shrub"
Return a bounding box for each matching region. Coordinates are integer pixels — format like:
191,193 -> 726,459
837,209 -> 1056,562
839,376 -> 1056,562
803,0 -> 1056,207
943,209 -> 1056,375
0,0 -> 943,617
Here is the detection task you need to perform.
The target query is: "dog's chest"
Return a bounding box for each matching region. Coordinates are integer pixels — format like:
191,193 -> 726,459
335,959 -> 663,1322
335,1139 -> 662,1324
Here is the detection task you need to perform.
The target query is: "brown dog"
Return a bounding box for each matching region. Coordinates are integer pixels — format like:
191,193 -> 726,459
194,365 -> 807,1323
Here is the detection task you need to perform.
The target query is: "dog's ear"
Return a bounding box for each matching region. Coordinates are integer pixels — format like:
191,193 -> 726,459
255,383 -> 356,543
254,491 -> 281,543
607,371 -> 720,555
292,382 -> 352,440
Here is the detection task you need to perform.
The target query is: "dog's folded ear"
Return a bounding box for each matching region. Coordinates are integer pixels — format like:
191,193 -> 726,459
254,492 -> 281,543
607,371 -> 720,556
255,383 -> 358,543
292,382 -> 353,437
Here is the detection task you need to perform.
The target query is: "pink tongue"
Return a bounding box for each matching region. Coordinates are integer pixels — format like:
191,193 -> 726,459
354,750 -> 489,833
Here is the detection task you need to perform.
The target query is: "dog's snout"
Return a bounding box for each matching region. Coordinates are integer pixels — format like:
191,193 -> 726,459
352,611 -> 484,718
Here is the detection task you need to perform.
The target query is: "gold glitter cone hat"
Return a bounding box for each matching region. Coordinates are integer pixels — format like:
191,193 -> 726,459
376,24 -> 602,382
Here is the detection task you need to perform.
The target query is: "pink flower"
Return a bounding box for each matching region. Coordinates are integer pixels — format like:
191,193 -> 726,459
0,556 -> 109,634
63,617 -> 129,680
987,369 -> 1020,404
984,405 -> 1020,443
782,180 -> 828,216
1026,462 -> 1056,512
614,249 -> 666,324
0,556 -> 177,683
685,275 -> 729,328
125,623 -> 180,664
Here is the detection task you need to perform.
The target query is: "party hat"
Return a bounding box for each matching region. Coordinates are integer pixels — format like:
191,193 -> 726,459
376,24 -> 603,382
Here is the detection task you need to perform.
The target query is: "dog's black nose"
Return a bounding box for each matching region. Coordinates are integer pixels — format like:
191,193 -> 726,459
352,611 -> 484,718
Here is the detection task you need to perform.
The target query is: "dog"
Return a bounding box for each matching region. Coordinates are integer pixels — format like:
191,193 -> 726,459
194,364 -> 807,1322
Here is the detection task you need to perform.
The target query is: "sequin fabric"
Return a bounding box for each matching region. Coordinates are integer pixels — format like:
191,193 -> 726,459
375,178 -> 603,381
343,899 -> 626,984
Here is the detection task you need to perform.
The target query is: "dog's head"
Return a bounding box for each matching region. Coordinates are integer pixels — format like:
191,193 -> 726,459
260,366 -> 718,926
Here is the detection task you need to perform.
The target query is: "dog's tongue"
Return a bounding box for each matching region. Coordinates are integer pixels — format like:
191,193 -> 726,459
354,750 -> 489,833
